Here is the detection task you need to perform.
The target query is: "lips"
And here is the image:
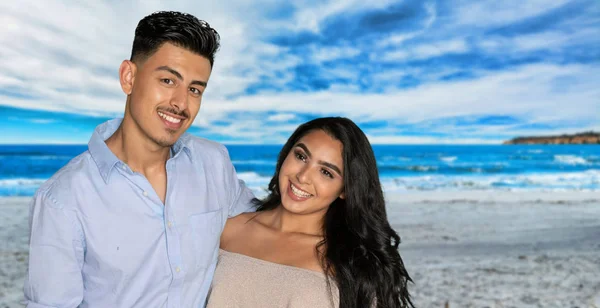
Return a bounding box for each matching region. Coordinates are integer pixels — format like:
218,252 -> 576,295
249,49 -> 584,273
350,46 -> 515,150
287,181 -> 313,201
157,110 -> 185,130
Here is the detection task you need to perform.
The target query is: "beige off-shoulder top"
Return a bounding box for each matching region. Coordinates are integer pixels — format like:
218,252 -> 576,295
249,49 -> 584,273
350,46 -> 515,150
206,249 -> 339,308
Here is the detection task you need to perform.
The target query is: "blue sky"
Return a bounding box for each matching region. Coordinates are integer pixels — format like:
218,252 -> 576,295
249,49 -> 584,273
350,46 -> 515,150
0,0 -> 598,144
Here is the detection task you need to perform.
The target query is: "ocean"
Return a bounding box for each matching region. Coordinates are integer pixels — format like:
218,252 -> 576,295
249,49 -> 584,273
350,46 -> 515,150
0,144 -> 598,197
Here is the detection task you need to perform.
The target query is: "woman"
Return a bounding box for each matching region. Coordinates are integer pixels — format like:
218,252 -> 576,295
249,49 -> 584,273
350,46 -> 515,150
207,117 -> 414,308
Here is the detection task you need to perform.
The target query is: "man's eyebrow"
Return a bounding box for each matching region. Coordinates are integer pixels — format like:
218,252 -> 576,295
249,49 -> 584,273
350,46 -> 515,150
190,80 -> 207,87
155,66 -> 182,80
295,143 -> 342,176
155,66 -> 207,87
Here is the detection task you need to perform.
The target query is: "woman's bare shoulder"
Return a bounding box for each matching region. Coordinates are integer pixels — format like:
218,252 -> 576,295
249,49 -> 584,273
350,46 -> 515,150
220,212 -> 260,248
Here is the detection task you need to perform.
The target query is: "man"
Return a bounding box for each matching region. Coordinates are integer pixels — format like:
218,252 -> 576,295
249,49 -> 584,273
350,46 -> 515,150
24,11 -> 254,307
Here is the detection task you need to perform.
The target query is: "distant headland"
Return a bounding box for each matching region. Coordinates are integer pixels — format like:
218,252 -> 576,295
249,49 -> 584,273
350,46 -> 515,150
503,131 -> 600,145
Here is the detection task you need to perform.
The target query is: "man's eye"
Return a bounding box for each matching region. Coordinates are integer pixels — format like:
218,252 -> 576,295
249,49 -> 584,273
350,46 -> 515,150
190,87 -> 202,95
161,79 -> 174,85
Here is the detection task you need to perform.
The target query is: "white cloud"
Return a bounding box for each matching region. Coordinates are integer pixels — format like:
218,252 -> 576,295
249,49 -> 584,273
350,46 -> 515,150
0,0 -> 598,145
478,27 -> 600,53
453,0 -> 572,27
377,2 -> 437,48
311,45 -> 361,63
196,63 -> 599,135
365,134 -> 501,145
289,0 -> 399,33
267,113 -> 297,122
382,39 -> 469,61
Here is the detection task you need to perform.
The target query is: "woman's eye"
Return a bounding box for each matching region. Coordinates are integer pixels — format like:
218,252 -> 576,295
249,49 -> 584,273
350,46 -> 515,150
294,152 -> 306,162
321,169 -> 333,178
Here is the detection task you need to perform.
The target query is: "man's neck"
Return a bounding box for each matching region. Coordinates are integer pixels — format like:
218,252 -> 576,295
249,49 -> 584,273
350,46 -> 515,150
105,120 -> 171,176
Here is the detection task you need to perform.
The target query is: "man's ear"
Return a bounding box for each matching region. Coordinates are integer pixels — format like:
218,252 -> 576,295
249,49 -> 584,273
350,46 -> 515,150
119,60 -> 137,95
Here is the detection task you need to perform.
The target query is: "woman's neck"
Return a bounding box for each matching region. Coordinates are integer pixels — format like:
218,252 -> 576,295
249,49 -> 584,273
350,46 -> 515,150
260,205 -> 325,237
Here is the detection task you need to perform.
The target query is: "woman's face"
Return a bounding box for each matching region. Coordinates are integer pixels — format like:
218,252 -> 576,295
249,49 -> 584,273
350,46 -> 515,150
278,129 -> 345,216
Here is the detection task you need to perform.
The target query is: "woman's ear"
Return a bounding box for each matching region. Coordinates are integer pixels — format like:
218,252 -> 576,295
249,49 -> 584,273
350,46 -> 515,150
119,60 -> 137,95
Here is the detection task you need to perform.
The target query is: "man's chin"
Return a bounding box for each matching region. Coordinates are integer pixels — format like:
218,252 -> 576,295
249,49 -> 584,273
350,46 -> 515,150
152,135 -> 178,148
148,125 -> 188,147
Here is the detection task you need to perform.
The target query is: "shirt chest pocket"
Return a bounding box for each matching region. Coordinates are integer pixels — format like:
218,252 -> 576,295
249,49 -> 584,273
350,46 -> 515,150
189,210 -> 222,269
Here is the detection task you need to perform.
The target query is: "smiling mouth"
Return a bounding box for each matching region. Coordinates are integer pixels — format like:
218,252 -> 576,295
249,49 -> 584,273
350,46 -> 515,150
290,182 -> 313,198
157,110 -> 187,130
158,111 -> 182,124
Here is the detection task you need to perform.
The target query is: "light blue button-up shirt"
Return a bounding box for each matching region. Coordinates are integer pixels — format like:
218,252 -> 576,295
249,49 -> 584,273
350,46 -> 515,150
24,119 -> 255,308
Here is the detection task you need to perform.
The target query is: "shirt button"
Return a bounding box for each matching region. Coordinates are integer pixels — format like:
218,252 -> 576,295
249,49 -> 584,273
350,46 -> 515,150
143,191 -> 148,197
167,221 -> 173,228
175,266 -> 181,273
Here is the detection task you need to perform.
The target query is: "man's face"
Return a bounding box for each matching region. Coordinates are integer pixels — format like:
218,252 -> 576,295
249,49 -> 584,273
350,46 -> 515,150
123,43 -> 212,147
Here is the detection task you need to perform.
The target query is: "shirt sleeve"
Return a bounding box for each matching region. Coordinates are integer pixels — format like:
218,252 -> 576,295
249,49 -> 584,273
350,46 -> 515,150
24,189 -> 85,308
219,145 -> 256,217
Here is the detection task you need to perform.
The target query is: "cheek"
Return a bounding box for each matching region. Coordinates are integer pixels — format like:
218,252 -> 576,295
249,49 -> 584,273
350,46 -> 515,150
135,80 -> 169,101
187,102 -> 201,117
278,160 -> 291,179
150,85 -> 169,102
277,157 -> 296,187
279,156 -> 295,173
131,85 -> 154,110
315,179 -> 344,199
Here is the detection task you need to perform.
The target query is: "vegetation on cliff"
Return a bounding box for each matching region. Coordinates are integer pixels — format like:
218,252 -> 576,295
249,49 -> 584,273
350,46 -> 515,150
503,131 -> 600,145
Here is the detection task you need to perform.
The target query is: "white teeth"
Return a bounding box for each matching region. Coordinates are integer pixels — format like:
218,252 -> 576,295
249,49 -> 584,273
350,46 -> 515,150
290,183 -> 312,198
158,111 -> 181,124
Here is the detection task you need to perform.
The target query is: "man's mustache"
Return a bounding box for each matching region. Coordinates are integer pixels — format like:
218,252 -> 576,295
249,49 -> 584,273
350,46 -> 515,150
159,107 -> 189,119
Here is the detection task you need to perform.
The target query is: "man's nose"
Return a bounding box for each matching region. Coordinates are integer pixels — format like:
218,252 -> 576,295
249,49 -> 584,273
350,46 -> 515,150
170,87 -> 188,113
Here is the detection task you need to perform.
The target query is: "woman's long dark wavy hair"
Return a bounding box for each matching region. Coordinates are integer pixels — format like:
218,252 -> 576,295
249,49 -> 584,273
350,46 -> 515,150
254,117 -> 414,308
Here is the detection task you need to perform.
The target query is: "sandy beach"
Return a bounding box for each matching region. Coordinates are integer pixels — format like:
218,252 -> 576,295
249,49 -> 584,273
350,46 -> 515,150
391,191 -> 600,307
1,191 -> 599,307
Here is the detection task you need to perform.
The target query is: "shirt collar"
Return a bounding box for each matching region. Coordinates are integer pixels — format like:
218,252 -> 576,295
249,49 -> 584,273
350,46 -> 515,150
88,118 -> 193,184
172,133 -> 194,162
